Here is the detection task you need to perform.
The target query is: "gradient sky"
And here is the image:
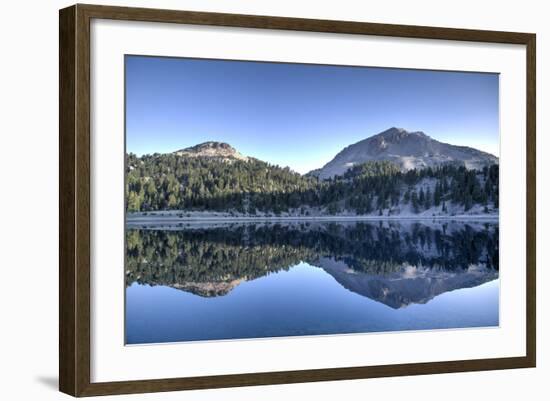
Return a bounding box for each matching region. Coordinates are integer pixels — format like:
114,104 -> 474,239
126,55 -> 499,174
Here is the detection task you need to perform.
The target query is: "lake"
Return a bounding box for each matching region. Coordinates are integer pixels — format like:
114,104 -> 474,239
125,219 -> 499,344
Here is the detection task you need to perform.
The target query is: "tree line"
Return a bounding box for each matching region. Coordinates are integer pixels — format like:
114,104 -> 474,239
126,153 -> 499,215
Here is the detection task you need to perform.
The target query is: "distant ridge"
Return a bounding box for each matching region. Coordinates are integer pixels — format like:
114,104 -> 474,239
309,127 -> 499,180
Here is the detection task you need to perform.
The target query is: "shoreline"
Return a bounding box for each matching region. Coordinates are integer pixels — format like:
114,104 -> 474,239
126,213 -> 499,225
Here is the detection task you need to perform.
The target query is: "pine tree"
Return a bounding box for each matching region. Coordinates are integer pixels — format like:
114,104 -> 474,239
411,191 -> 419,214
442,176 -> 449,194
403,188 -> 411,204
464,194 -> 473,211
434,182 -> 441,206
127,191 -> 141,212
425,187 -> 432,209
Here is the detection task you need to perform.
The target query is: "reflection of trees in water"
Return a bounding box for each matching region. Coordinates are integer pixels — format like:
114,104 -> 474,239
126,222 -> 498,288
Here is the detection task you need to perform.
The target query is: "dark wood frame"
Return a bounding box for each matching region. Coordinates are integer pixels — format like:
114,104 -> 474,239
59,3 -> 536,397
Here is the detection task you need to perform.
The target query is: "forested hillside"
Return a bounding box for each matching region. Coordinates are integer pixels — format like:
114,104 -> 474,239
126,152 -> 499,216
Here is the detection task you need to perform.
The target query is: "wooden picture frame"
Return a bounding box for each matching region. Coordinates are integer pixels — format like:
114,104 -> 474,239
59,3 -> 536,397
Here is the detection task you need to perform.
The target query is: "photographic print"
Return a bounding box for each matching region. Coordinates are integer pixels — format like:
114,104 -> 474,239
124,55 -> 500,345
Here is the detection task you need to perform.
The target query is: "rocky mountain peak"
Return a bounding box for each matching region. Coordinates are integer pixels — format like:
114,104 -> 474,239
376,127 -> 427,140
309,127 -> 498,180
174,141 -> 249,161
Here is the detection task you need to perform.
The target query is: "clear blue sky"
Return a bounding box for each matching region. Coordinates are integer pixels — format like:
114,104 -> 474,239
126,55 -> 499,174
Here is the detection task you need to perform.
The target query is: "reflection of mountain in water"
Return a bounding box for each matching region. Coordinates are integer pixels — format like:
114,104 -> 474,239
126,220 -> 498,307
170,278 -> 245,297
318,257 -> 497,308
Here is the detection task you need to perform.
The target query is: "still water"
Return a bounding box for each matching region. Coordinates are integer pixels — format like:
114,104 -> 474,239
125,220 -> 499,344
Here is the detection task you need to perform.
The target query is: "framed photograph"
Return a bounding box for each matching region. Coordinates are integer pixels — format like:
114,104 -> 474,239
59,4 -> 536,397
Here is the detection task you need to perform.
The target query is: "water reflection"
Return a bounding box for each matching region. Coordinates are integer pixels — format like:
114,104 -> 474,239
126,220 -> 498,308
126,220 -> 499,343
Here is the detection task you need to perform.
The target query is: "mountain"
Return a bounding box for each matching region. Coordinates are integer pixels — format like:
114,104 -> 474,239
174,141 -> 249,161
309,127 -> 499,180
126,145 -> 318,213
